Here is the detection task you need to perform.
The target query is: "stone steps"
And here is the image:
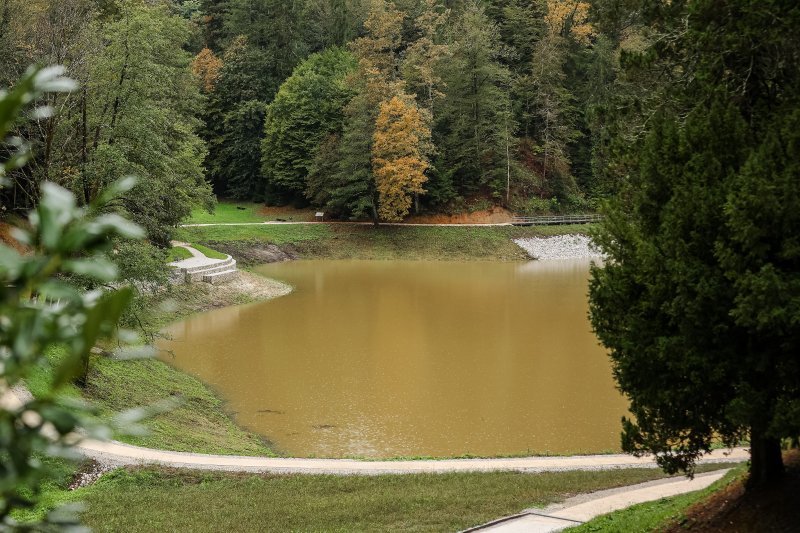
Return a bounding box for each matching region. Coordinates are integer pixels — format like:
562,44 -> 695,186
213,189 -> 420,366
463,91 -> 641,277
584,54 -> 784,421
183,259 -> 238,282
181,256 -> 234,274
202,269 -> 238,284
173,253 -> 239,284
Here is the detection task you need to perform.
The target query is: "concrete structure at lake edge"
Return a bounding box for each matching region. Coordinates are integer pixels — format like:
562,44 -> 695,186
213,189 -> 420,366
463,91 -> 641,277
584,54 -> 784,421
169,242 -> 238,284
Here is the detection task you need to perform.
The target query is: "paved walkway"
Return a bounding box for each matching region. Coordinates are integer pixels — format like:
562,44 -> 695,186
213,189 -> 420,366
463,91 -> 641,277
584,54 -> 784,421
75,439 -> 748,474
468,469 -> 728,532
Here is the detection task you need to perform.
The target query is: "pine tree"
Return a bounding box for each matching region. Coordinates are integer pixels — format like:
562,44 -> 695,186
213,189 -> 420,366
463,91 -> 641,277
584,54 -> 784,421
436,1 -> 514,198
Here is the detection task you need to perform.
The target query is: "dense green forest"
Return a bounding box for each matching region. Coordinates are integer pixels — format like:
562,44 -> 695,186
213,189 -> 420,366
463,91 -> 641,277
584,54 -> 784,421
0,0 -> 655,225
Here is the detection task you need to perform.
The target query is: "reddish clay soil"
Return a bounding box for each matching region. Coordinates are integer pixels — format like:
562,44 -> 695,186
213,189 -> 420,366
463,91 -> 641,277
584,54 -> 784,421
663,450 -> 800,532
402,206 -> 514,224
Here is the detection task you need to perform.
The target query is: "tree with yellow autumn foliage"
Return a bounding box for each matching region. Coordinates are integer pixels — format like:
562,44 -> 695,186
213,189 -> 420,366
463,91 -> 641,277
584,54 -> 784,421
192,47 -> 223,93
545,0 -> 594,43
372,96 -> 431,221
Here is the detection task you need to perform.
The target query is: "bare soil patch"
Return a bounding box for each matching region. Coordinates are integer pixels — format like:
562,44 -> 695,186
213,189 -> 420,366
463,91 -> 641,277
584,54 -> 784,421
403,206 -> 514,224
0,221 -> 28,253
663,450 -> 800,532
207,241 -> 299,266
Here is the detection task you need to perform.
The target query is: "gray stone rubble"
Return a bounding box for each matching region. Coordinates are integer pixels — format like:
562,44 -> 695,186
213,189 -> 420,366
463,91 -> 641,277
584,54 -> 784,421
513,234 -> 603,261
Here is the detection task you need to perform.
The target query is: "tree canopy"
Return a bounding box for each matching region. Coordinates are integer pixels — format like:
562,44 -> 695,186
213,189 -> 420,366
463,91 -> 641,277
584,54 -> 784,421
588,0 -> 800,486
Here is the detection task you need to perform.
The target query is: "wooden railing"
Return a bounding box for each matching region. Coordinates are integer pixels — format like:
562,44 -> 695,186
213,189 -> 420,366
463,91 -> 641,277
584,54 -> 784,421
511,214 -> 603,226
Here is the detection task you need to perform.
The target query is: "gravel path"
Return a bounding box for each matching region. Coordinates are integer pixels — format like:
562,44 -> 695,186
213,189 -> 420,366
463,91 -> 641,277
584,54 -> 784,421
514,234 -> 603,261
70,436 -> 749,475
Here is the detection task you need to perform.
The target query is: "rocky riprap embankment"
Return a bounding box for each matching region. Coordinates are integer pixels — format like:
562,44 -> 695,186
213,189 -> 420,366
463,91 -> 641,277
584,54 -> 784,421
514,234 -> 603,261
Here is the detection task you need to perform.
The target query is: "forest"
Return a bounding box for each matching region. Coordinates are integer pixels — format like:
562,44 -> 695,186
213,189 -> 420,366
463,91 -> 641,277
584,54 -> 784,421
0,0 -> 651,227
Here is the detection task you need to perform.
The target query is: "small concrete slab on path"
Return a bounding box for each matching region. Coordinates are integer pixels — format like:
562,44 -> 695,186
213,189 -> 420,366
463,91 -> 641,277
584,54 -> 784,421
466,469 -> 728,532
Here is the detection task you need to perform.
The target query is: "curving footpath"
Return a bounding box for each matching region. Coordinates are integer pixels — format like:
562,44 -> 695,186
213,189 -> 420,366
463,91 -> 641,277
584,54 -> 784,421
77,439 -> 748,475
2,386 -> 748,475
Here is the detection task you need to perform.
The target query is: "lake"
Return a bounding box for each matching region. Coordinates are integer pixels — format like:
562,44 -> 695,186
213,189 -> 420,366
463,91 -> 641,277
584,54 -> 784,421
159,259 -> 627,458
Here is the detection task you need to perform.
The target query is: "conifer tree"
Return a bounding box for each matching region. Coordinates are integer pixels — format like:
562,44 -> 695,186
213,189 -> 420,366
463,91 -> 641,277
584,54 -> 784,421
589,0 -> 800,487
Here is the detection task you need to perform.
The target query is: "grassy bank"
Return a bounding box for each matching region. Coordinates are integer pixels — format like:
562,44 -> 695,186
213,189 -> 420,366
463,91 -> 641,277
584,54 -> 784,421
27,344 -> 274,457
64,466 -> 728,532
177,223 -> 595,261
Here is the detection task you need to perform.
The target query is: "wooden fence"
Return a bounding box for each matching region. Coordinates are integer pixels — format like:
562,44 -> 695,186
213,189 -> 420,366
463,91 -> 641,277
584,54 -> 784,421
511,214 -> 603,226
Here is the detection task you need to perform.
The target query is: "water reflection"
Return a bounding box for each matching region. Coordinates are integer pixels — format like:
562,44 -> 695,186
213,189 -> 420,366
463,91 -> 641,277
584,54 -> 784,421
159,260 -> 626,458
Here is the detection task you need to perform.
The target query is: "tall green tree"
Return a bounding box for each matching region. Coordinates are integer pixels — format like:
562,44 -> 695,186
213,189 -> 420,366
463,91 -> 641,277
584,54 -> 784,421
202,37 -> 273,198
261,47 -> 356,204
588,0 -> 800,487
301,0 -> 368,52
84,3 -> 213,245
0,0 -> 98,213
436,1 -> 514,199
223,0 -> 308,83
321,0 -> 406,220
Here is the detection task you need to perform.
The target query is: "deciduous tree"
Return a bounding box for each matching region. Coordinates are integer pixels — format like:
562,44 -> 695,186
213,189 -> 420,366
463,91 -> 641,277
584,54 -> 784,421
372,95 -> 431,221
261,47 -> 356,203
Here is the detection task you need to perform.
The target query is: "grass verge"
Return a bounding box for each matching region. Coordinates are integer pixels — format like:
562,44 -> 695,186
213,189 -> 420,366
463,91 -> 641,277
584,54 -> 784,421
566,466 -> 745,532
167,246 -> 193,261
190,242 -> 227,260
71,466 -> 729,532
177,223 -> 595,261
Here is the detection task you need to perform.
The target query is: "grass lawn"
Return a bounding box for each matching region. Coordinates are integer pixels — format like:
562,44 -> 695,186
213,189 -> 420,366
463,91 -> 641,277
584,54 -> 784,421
190,242 -> 227,260
167,246 -> 193,261
71,466 -> 729,532
188,202 -> 266,224
188,201 -> 316,224
175,222 -> 331,245
176,223 -> 595,261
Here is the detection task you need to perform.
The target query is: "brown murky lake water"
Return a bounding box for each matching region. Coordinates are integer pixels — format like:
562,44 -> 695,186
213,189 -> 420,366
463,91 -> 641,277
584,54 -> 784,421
159,259 -> 627,458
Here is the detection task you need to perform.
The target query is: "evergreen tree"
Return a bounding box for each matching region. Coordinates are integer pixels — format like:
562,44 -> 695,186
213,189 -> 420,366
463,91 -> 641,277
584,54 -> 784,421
588,0 -> 800,486
203,37 -> 273,198
436,1 -> 514,199
223,0 -> 308,85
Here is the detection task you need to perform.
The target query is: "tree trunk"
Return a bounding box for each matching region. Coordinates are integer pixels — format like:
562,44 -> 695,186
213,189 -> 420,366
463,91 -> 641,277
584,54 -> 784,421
748,427 -> 784,487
